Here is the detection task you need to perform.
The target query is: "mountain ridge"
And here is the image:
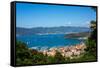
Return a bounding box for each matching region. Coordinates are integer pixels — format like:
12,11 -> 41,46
16,26 -> 91,35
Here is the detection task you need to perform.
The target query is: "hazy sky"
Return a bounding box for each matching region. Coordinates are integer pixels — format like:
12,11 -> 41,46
16,3 -> 96,28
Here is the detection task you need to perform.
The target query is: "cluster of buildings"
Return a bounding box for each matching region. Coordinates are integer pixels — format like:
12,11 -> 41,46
41,43 -> 86,59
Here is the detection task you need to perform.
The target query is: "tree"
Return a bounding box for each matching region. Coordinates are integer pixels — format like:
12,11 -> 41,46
54,51 -> 65,63
16,41 -> 33,65
89,21 -> 97,42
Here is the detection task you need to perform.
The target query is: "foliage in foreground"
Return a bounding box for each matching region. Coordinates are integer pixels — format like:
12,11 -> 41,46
16,41 -> 65,65
16,39 -> 97,66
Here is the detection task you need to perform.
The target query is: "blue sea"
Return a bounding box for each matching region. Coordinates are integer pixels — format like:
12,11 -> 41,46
16,34 -> 83,50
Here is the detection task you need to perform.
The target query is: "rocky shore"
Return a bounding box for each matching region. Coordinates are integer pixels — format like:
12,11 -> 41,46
41,43 -> 86,59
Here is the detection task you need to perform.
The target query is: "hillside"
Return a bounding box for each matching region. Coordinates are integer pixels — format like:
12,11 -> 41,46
16,26 -> 91,35
64,32 -> 91,38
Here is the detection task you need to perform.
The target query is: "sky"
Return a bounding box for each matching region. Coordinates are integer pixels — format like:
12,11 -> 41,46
16,3 -> 96,28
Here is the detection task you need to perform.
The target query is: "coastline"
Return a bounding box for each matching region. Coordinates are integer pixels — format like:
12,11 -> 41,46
19,32 -> 89,59
29,42 -> 87,59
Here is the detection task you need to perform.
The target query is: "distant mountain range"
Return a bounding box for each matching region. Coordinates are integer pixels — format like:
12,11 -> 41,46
16,26 -> 91,35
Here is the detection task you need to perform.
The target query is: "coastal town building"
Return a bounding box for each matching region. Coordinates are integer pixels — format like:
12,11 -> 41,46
42,43 -> 86,59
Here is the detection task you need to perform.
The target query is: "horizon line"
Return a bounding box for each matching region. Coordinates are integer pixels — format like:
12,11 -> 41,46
16,26 -> 90,29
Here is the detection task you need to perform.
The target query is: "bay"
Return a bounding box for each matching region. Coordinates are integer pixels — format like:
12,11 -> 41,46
16,34 -> 83,50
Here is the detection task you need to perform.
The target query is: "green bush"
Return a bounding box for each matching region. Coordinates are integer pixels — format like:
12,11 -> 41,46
16,41 -> 33,65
